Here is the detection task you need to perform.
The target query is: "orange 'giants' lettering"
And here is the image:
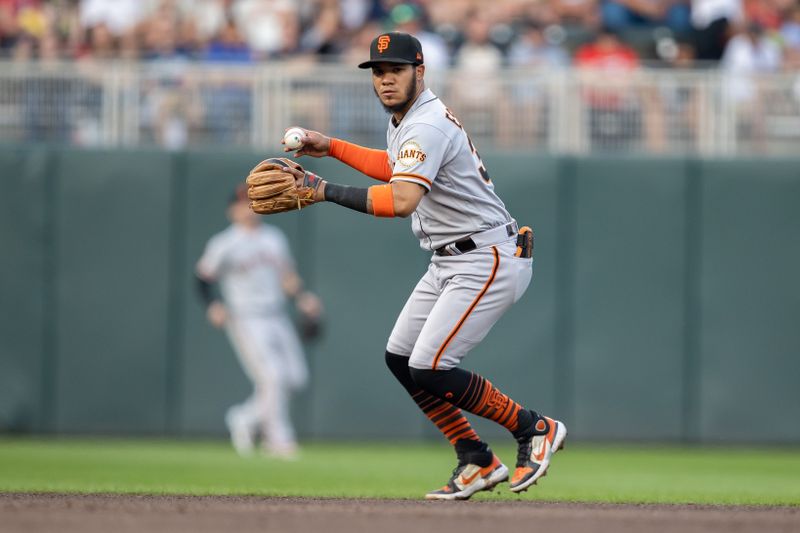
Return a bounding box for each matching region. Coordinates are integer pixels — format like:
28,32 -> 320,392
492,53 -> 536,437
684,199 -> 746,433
399,149 -> 426,162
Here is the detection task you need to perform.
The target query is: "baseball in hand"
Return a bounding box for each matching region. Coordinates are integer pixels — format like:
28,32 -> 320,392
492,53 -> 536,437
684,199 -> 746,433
283,127 -> 305,150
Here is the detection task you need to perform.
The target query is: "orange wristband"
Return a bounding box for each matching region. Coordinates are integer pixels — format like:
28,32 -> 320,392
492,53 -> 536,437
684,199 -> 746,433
369,184 -> 395,218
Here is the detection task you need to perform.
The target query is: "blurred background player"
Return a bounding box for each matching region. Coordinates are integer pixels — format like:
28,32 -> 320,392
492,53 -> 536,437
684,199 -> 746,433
195,185 -> 322,458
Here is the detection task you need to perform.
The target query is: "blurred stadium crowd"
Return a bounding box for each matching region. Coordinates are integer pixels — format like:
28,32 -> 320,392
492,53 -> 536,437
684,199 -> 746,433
1,0 -> 800,154
0,0 -> 799,69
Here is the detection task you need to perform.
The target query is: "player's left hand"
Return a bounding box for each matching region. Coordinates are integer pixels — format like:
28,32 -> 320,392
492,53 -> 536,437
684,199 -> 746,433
246,158 -> 321,214
283,165 -> 326,204
296,291 -> 324,341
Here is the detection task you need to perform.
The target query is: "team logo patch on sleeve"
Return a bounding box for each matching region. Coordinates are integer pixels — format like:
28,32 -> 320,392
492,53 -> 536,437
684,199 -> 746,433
397,140 -> 427,167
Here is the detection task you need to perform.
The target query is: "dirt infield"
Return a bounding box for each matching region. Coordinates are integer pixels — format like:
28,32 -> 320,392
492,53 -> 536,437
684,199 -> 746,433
1,493 -> 797,533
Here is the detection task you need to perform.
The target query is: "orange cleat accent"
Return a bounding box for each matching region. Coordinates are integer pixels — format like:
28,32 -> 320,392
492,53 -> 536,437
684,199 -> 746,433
511,466 -> 534,485
509,415 -> 567,493
426,454 -> 509,501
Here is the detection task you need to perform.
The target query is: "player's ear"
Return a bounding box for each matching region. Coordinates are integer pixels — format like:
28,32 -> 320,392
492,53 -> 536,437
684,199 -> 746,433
416,64 -> 425,80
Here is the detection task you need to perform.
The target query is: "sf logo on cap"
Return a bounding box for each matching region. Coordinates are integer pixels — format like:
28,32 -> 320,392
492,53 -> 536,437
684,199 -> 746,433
377,35 -> 391,53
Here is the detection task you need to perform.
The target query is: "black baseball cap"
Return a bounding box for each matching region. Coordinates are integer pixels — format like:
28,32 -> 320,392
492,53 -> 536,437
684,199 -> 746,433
358,32 -> 424,69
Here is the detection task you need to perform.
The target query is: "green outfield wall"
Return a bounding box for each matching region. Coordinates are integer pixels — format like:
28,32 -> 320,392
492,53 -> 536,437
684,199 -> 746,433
1,146 -> 798,443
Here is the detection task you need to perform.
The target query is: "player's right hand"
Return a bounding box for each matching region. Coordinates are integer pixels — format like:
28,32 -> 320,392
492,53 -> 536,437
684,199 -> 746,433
285,128 -> 330,158
207,301 -> 227,329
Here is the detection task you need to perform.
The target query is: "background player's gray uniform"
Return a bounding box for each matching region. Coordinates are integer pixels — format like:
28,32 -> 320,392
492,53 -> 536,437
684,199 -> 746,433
385,89 -> 533,370
197,223 -> 308,451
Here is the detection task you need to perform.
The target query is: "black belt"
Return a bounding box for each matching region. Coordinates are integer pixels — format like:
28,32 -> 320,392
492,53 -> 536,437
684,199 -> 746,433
434,223 -> 516,256
434,238 -> 476,256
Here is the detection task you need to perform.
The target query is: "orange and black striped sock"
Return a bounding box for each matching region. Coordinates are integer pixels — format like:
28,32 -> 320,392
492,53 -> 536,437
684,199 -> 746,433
457,372 -> 528,433
385,351 -> 482,446
411,390 -> 480,444
410,367 -> 534,437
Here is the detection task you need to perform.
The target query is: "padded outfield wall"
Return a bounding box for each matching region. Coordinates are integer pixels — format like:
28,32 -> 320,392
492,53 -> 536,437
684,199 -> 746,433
1,146 -> 798,443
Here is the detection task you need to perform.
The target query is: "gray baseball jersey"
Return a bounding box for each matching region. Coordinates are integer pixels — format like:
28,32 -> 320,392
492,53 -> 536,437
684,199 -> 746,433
383,89 -> 532,371
196,223 -> 292,315
386,88 -> 512,251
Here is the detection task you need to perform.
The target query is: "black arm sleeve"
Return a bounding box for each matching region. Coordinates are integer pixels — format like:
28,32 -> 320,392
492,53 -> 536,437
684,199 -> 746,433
324,182 -> 369,214
195,274 -> 218,306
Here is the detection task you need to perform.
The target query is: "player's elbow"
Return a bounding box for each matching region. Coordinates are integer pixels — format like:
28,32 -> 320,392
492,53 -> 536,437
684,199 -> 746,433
390,183 -> 425,217
393,199 -> 417,218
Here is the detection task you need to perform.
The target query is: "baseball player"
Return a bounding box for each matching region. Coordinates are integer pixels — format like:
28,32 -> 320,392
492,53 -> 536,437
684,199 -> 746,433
263,31 -> 566,499
195,186 -> 321,459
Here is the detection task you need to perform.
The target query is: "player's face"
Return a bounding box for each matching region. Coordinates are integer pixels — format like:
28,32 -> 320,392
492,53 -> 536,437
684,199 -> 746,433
228,200 -> 258,226
371,63 -> 420,114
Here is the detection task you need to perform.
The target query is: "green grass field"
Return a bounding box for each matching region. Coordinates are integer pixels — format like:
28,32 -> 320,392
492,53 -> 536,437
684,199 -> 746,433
1,438 -> 798,505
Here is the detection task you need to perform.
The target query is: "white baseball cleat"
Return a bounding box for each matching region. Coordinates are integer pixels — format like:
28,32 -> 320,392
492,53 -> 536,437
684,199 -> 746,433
263,442 -> 300,461
225,410 -> 255,457
509,415 -> 567,493
425,454 -> 509,501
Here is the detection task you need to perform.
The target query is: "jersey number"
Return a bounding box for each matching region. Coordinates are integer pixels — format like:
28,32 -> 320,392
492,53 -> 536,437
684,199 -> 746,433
444,108 -> 491,183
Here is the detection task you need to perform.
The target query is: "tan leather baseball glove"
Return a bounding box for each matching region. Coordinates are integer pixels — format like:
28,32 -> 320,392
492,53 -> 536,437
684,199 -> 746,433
246,158 -> 317,214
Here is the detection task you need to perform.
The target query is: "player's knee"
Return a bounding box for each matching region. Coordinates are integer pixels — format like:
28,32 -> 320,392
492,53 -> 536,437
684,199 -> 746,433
385,351 -> 409,377
385,351 -> 416,391
409,367 -> 447,394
